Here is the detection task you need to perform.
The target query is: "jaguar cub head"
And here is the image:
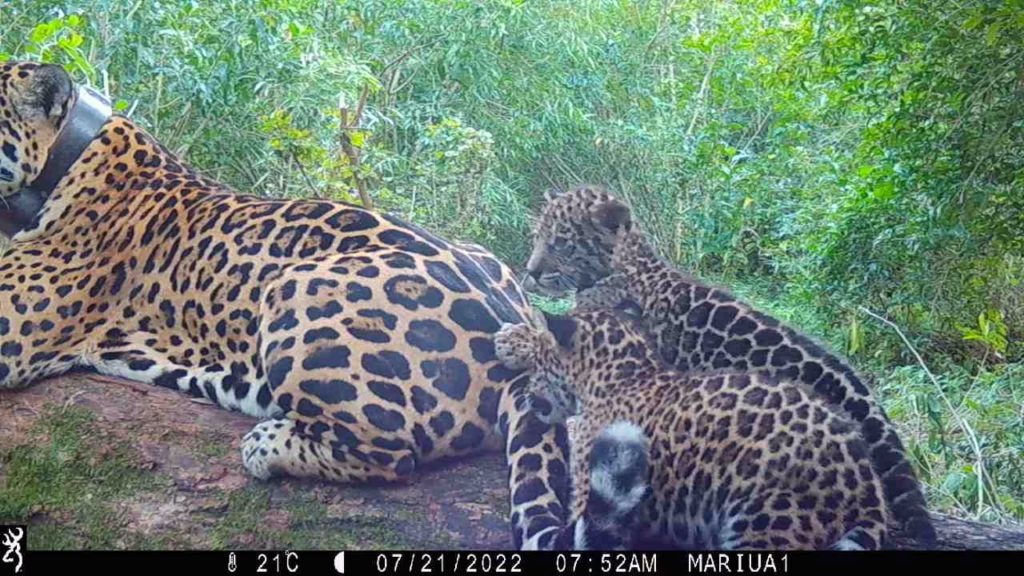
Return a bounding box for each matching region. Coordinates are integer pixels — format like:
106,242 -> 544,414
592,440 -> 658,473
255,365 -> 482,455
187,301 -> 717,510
0,61 -> 76,198
524,184 -> 633,296
494,307 -> 648,423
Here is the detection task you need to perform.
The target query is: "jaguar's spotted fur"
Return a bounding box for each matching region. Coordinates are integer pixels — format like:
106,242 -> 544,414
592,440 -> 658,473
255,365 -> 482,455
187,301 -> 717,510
495,310 -> 889,550
0,62 -> 570,549
521,184 -> 934,543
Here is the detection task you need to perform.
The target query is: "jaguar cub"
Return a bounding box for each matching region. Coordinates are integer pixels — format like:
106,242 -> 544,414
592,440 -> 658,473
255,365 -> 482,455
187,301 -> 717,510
495,310 -> 888,550
522,184 -> 934,542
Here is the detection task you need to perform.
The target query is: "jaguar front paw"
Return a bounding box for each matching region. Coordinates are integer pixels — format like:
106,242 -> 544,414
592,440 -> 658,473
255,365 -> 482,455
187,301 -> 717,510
241,419 -> 290,480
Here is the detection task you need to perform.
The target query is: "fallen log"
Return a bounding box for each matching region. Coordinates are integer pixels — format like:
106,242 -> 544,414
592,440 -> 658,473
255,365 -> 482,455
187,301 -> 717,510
892,512 -> 1024,550
2,373 -> 1022,550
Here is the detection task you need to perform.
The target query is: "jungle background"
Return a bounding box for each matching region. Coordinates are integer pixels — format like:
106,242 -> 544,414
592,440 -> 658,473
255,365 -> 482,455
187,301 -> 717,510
0,0 -> 1022,548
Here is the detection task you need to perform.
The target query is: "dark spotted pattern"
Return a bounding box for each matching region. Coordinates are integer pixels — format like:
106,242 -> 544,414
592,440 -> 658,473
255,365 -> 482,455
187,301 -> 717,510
495,311 -> 888,550
0,62 -> 569,551
522,185 -> 934,543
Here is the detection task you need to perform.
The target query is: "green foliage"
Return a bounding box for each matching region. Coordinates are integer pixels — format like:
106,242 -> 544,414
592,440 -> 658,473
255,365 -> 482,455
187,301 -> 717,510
527,293 -> 574,316
804,0 -> 1024,354
880,361 -> 1024,522
1,0 -> 1021,521
959,310 -> 1009,360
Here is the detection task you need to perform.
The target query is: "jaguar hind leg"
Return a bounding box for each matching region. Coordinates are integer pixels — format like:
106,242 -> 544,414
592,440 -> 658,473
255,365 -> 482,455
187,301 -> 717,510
242,417 -> 418,483
717,490 -> 818,550
717,488 -> 887,550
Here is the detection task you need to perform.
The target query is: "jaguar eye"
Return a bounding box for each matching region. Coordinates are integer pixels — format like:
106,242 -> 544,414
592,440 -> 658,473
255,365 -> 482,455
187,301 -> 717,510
551,238 -> 574,255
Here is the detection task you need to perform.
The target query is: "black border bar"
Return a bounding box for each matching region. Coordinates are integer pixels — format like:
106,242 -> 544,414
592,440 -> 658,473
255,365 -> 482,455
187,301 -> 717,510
15,550 -> 1023,576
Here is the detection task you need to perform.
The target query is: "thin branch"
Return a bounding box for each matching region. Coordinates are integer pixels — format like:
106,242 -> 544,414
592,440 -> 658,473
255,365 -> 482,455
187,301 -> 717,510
338,85 -> 374,209
642,0 -> 676,58
740,108 -> 772,153
352,84 -> 370,128
859,306 -> 994,515
686,50 -> 717,137
290,147 -> 321,199
378,38 -> 441,76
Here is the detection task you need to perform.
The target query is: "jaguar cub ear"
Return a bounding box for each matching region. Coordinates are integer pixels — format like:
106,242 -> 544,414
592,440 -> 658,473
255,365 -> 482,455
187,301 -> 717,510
541,311 -> 577,350
14,64 -> 73,122
543,186 -> 565,203
590,199 -> 632,233
614,298 -> 645,322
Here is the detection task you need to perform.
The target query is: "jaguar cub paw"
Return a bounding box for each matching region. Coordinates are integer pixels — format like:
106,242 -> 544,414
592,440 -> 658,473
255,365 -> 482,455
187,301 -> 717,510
494,323 -> 537,370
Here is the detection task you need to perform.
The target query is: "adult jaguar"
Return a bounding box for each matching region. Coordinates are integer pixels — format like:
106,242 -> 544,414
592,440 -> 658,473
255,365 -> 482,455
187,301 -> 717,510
494,309 -> 889,550
521,184 -> 935,543
0,61 -> 569,550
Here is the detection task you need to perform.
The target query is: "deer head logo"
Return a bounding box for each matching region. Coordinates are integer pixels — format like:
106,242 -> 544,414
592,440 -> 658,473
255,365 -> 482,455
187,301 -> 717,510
1,527 -> 23,574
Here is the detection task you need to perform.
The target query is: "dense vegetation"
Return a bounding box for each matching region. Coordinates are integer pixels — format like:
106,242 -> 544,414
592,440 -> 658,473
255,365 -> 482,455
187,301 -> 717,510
1,0 -> 1021,523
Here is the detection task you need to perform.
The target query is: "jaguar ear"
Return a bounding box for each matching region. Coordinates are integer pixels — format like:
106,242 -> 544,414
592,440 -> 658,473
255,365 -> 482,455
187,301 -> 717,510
541,311 -> 577,350
14,64 -> 74,123
590,199 -> 632,233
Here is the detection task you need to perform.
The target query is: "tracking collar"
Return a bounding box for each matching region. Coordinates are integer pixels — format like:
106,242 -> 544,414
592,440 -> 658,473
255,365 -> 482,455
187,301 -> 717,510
0,86 -> 112,236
